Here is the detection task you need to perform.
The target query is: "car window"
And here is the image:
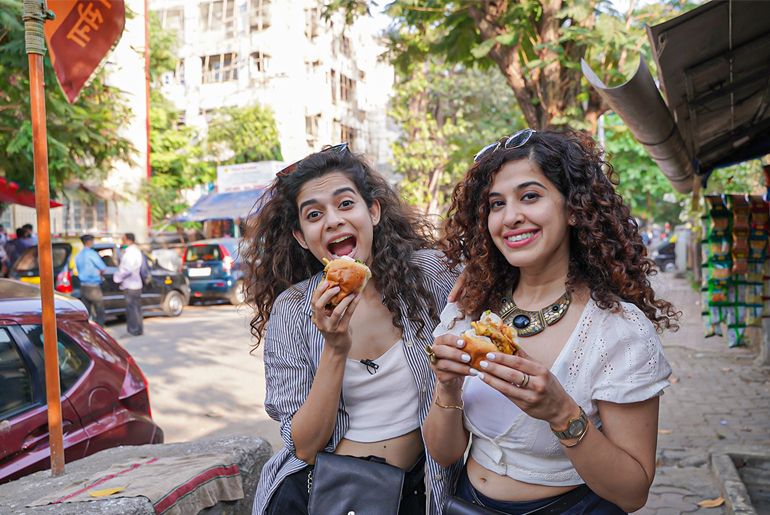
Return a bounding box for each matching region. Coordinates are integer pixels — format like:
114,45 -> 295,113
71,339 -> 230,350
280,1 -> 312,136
221,240 -> 241,258
97,248 -> 118,267
0,328 -> 34,419
185,245 -> 221,262
13,245 -> 70,272
22,326 -> 91,393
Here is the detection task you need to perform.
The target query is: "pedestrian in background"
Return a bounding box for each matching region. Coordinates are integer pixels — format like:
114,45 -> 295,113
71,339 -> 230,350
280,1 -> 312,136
425,129 -> 680,515
75,235 -> 107,327
0,224 -> 8,247
22,223 -> 37,245
114,232 -> 144,337
5,227 -> 32,267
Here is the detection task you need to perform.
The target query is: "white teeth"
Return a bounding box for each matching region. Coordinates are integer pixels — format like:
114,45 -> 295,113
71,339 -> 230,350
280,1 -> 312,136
330,236 -> 350,244
506,232 -> 535,242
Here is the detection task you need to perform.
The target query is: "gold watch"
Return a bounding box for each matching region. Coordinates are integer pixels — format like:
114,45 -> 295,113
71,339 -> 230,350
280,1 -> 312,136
551,406 -> 587,440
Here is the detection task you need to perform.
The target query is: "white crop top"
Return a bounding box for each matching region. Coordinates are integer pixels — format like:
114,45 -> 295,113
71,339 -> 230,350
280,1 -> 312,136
433,298 -> 672,486
342,340 -> 421,443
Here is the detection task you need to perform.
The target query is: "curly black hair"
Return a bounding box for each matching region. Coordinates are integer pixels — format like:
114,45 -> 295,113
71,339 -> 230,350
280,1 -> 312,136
442,129 -> 679,333
243,148 -> 442,347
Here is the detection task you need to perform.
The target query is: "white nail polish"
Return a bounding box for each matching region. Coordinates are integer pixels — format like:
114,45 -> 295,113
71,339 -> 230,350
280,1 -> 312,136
486,352 -> 496,360
479,361 -> 488,369
456,340 -> 465,347
468,368 -> 479,376
478,372 -> 485,380
461,354 -> 471,362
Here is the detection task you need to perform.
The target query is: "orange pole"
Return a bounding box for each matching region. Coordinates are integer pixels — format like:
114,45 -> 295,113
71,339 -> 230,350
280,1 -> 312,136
145,0 -> 152,229
25,1 -> 64,476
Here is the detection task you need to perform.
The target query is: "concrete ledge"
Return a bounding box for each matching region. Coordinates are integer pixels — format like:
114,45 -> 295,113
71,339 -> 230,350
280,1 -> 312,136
711,453 -> 757,515
0,436 -> 272,515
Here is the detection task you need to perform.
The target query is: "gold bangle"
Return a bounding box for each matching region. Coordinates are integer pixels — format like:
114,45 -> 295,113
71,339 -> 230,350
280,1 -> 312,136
563,423 -> 589,448
435,389 -> 463,410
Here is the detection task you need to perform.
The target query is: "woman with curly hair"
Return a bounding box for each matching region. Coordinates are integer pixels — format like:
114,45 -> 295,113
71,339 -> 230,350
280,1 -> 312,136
244,144 -> 463,515
423,129 -> 679,515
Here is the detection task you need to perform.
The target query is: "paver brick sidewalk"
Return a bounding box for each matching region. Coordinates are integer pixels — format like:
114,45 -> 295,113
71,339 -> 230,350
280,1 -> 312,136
636,273 -> 770,514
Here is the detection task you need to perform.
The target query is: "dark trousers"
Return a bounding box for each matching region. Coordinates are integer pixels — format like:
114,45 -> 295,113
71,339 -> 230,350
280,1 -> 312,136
267,453 -> 426,515
123,288 -> 143,336
79,284 -> 106,327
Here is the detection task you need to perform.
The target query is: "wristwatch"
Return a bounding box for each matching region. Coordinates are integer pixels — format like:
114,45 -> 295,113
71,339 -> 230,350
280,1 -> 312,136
551,406 -> 588,440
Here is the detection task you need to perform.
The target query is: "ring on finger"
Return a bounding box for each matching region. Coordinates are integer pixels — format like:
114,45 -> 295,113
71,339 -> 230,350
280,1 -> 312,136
517,373 -> 530,388
425,344 -> 437,366
310,309 -> 316,314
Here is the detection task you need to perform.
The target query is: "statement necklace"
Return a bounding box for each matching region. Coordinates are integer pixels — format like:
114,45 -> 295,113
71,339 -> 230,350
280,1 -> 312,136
499,289 -> 571,337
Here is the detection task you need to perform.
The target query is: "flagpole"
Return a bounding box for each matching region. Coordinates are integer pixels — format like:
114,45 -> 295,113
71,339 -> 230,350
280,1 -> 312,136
23,0 -> 64,476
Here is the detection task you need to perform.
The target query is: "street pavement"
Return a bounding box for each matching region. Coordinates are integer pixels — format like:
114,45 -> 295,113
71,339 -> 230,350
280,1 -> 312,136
104,273 -> 770,514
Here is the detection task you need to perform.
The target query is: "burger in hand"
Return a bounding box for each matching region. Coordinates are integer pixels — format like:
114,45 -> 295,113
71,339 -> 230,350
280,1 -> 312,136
462,311 -> 520,368
317,256 -> 372,309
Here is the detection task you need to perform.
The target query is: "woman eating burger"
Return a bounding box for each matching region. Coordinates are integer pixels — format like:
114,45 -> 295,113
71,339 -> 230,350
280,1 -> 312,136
423,129 -> 680,514
244,143 -> 462,515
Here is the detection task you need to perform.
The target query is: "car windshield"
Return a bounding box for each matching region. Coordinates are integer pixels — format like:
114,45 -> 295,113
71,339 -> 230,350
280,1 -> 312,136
14,245 -> 70,272
185,244 -> 221,262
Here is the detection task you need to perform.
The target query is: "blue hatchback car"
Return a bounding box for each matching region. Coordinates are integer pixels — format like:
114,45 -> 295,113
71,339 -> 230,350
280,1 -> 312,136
182,238 -> 245,304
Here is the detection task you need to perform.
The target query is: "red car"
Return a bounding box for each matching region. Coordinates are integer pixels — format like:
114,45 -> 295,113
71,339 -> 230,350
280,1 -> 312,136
0,279 -> 163,484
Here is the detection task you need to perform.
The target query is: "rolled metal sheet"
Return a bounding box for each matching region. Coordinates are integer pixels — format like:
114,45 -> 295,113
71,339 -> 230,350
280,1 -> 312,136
581,55 -> 695,194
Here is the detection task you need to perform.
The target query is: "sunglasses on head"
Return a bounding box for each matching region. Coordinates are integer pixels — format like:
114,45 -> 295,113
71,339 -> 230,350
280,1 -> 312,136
276,142 -> 350,177
473,129 -> 537,164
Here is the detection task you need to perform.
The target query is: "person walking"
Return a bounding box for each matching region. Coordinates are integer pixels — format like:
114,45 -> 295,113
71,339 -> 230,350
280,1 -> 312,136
5,227 -> 32,267
114,233 -> 144,337
75,235 -> 107,327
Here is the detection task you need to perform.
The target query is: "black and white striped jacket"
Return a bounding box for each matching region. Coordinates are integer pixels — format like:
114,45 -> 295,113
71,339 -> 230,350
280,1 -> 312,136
252,249 -> 463,515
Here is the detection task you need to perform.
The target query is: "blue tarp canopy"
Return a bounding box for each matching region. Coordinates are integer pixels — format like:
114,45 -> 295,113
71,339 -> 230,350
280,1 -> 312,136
172,189 -> 267,222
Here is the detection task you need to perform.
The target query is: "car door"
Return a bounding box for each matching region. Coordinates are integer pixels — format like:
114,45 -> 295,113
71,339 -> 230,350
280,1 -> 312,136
0,323 -> 88,484
94,244 -> 124,315
141,253 -> 165,310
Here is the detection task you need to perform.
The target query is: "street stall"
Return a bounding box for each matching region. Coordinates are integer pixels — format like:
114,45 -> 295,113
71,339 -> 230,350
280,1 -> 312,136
171,188 -> 268,237
582,0 -> 770,361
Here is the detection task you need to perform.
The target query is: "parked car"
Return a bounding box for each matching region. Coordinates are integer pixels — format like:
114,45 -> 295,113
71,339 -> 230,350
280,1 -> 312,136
8,238 -> 191,319
182,238 -> 245,304
651,235 -> 677,272
0,279 -> 163,484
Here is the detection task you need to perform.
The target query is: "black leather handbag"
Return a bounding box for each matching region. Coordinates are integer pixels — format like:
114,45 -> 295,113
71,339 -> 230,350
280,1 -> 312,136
308,452 -> 406,515
444,496 -> 505,515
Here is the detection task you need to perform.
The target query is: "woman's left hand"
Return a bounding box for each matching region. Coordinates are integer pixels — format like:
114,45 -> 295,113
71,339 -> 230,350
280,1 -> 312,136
474,348 -> 578,428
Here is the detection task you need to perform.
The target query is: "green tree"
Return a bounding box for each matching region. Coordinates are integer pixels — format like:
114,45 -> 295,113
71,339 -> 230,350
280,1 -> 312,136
0,0 -> 134,200
206,105 -> 283,164
331,0 -> 698,131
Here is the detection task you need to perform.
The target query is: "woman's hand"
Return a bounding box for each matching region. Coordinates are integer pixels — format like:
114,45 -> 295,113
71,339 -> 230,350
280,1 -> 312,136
473,348 -> 579,429
311,281 -> 362,356
430,333 -> 473,393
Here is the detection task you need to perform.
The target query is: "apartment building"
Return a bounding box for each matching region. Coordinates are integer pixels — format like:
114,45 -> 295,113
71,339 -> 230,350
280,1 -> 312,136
149,0 -> 397,174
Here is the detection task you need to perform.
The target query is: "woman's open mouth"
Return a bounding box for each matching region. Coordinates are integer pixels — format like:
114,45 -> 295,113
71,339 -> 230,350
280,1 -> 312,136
328,235 -> 357,258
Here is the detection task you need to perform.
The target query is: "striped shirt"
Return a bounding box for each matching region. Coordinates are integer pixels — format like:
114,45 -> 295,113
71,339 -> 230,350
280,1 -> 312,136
252,249 -> 463,515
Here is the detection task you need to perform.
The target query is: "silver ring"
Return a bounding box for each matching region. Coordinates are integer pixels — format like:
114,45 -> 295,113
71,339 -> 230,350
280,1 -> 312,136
517,373 -> 530,388
310,309 -> 316,314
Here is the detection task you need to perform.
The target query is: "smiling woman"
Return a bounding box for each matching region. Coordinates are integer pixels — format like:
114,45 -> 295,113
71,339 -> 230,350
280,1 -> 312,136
242,145 -> 463,515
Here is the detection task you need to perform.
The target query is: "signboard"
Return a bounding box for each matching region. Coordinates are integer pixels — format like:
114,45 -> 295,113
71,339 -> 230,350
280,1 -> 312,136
216,161 -> 285,192
44,0 -> 126,104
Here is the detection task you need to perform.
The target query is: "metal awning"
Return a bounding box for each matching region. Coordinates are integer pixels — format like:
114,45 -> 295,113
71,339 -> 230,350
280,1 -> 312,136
172,189 -> 267,222
583,0 -> 770,192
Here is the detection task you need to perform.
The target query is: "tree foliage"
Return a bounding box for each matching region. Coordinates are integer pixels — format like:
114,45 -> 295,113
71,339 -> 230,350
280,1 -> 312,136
332,0 -> 698,132
206,105 -> 283,164
0,0 -> 134,197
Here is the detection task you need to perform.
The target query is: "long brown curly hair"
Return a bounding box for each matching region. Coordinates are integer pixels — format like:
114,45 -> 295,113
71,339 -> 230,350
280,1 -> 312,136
243,148 -> 442,346
442,129 -> 679,333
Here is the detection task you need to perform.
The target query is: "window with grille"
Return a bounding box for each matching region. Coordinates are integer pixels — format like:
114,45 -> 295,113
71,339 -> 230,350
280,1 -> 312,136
340,75 -> 355,102
202,53 -> 238,84
160,8 -> 184,33
248,0 -> 271,31
341,125 -> 356,150
305,7 -> 319,41
251,51 -> 269,73
200,0 -> 235,38
341,34 -> 351,57
69,199 -> 107,232
331,70 -> 337,105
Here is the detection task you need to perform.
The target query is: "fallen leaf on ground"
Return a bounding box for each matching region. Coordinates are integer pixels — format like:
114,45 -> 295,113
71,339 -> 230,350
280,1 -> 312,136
658,429 -> 673,434
722,368 -> 731,372
686,373 -> 695,378
670,378 -> 680,383
205,413 -> 224,418
697,496 -> 724,508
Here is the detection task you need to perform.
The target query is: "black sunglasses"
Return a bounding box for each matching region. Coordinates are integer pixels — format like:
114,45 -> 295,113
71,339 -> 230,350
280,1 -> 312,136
276,142 -> 349,177
473,129 -> 537,163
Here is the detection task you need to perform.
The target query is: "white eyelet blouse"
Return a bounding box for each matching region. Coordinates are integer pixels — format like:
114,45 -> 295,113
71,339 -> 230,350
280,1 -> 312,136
433,297 -> 672,486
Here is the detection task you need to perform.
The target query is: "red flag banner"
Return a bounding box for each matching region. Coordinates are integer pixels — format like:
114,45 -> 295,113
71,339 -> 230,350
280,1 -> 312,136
43,0 -> 126,104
